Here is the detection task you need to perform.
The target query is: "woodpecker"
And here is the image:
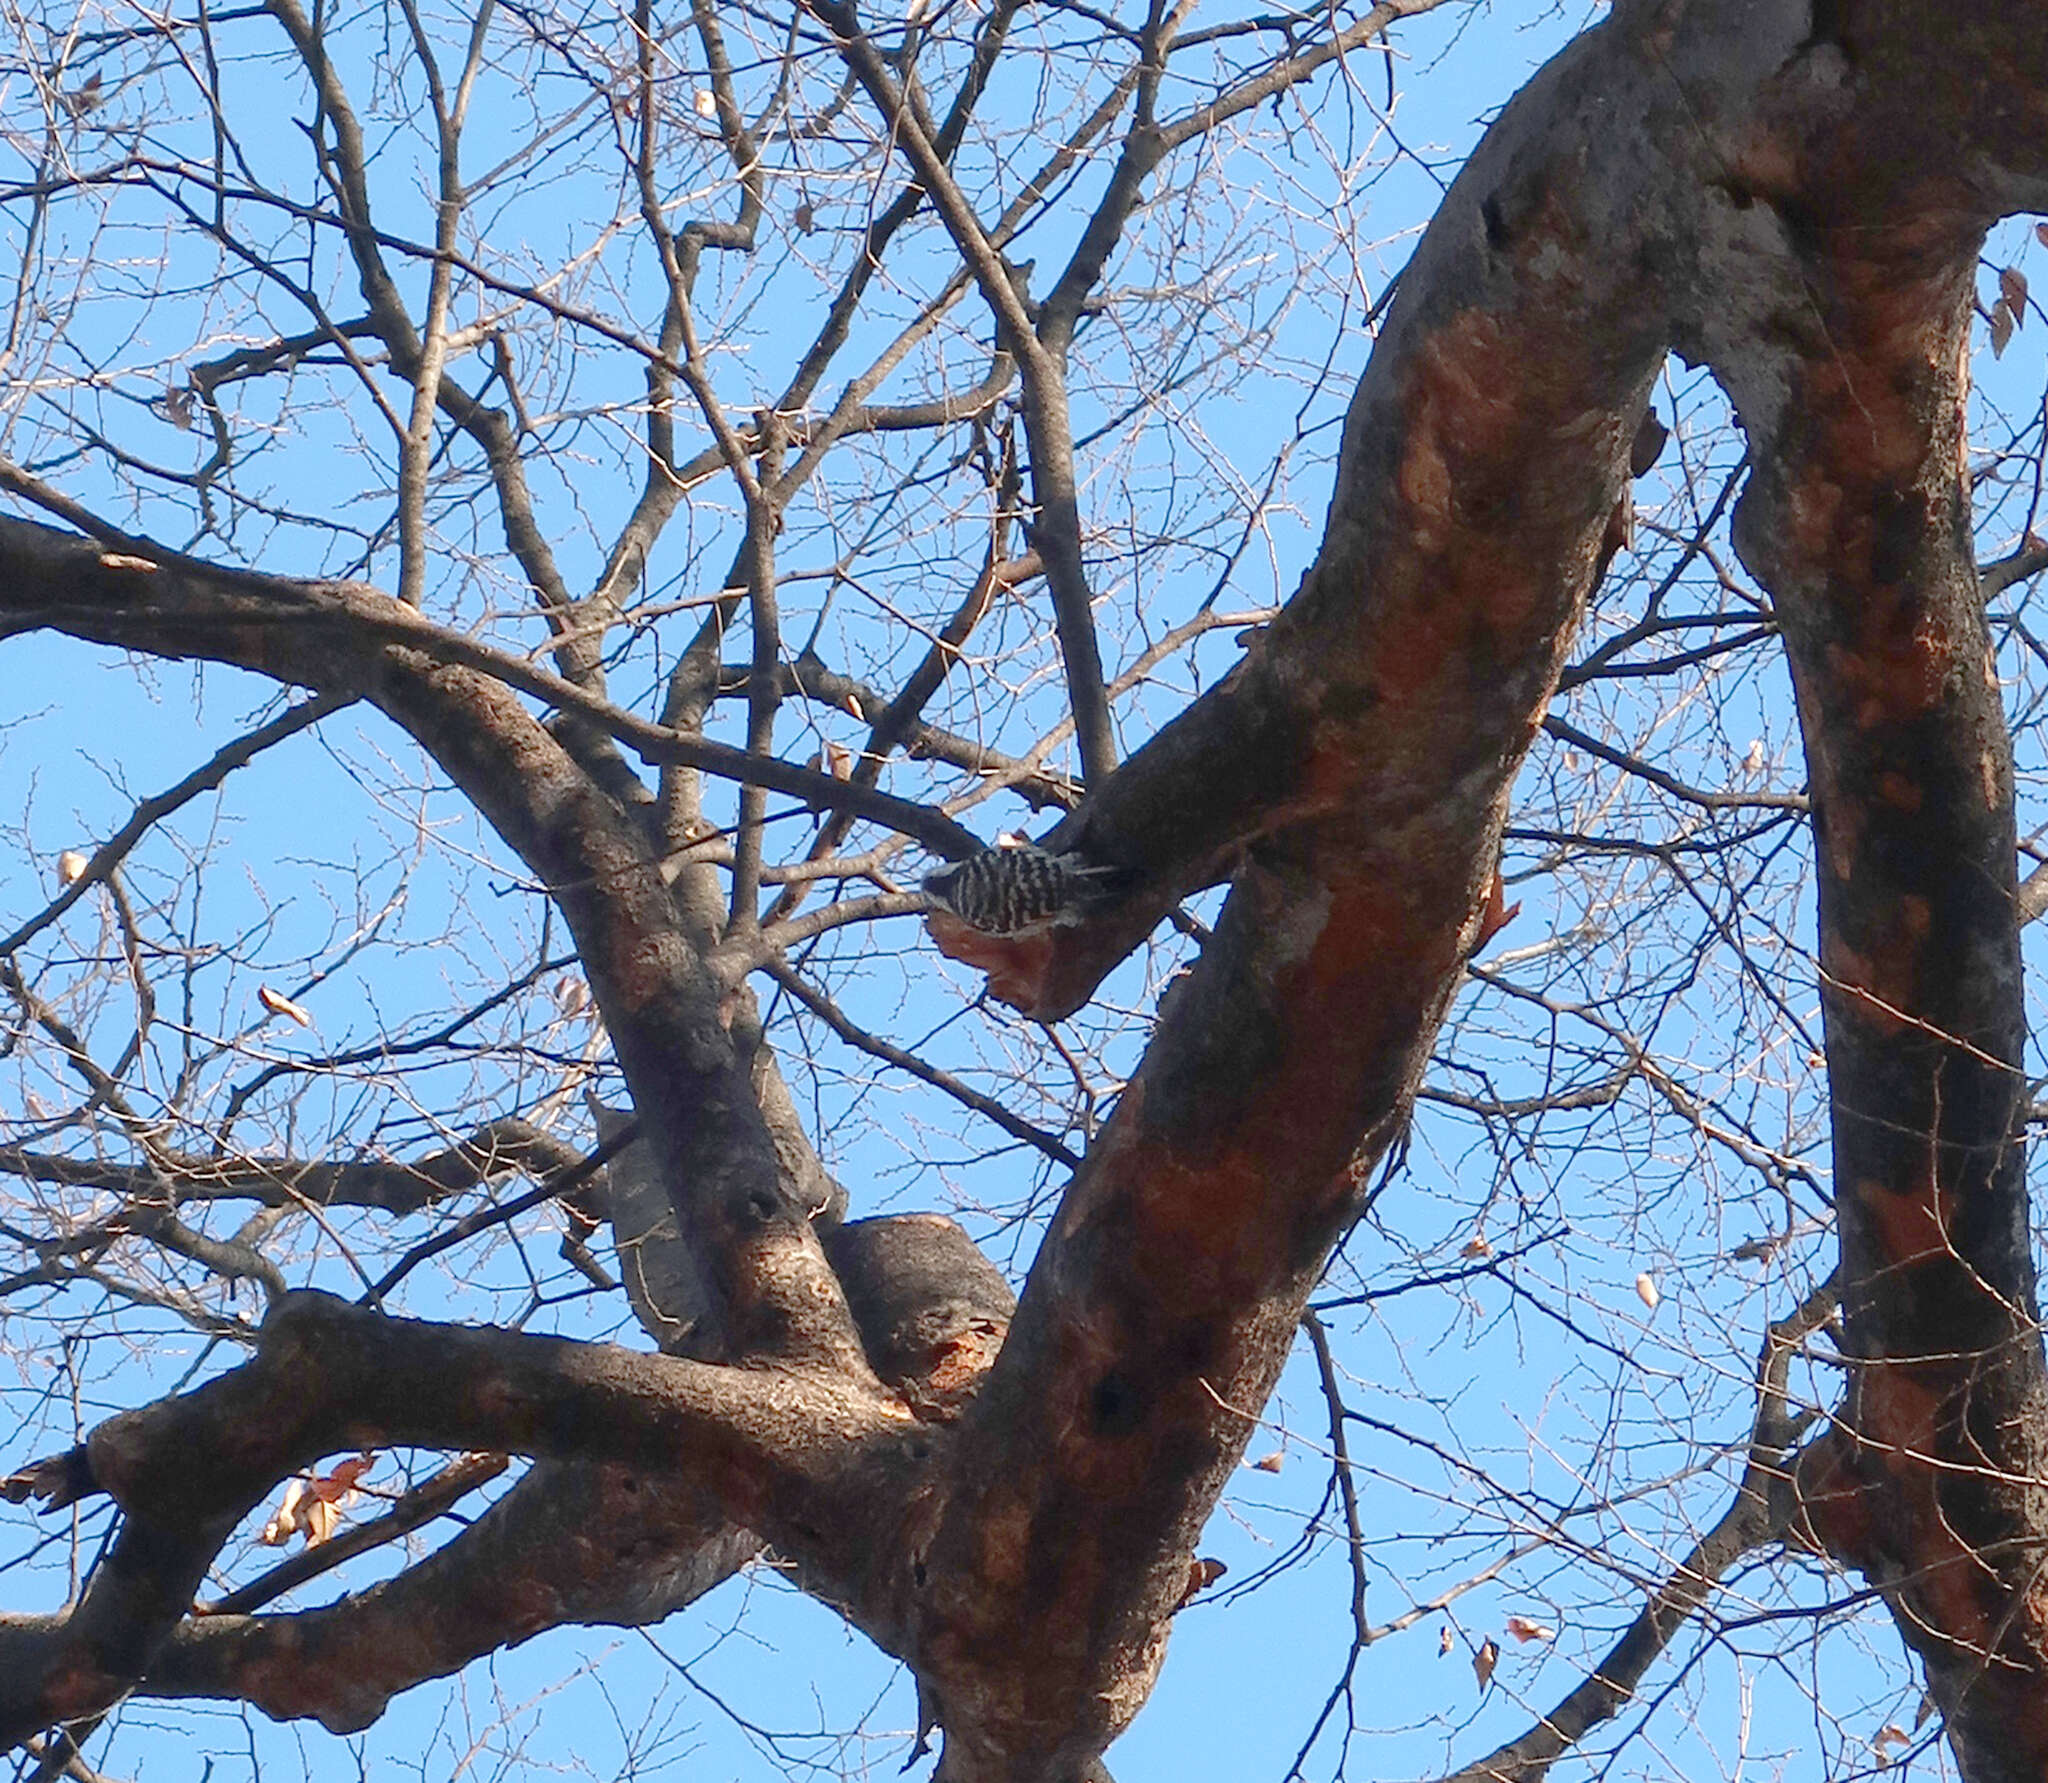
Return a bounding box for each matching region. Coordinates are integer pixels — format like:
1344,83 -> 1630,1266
921,842 -> 1119,936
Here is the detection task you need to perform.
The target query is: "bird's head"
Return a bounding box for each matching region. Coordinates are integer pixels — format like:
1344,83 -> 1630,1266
920,861 -> 966,902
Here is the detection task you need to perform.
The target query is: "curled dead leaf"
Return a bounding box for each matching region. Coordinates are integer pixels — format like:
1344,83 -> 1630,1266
319,1454 -> 374,1497
259,1476 -> 310,1545
1629,406 -> 1668,477
55,849 -> 89,886
693,88 -> 717,118
1176,1556 -> 1228,1610
553,976 -> 591,1017
61,70 -> 102,116
1472,868 -> 1521,952
302,1496 -> 341,1545
1473,1635 -> 1500,1693
1504,1614 -> 1556,1644
259,1454 -> 373,1548
1634,1272 -> 1660,1311
1990,298 -> 2015,358
97,552 -> 158,572
2000,265 -> 2028,326
257,985 -> 314,1028
1438,1624 -> 1454,1658
1607,488 -> 1634,557
1247,1449 -> 1284,1474
1460,1236 -> 1493,1260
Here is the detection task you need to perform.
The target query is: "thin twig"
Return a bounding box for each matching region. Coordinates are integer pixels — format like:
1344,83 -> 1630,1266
195,1451 -> 510,1616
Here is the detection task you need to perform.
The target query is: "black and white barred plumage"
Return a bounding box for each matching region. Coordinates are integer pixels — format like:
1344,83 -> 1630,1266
921,843 -> 1118,936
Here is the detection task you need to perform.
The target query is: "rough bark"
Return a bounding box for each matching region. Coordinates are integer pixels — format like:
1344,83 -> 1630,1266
0,1291 -> 915,1747
0,522 -> 866,1370
130,1214 -> 1006,1734
6,3 -> 2048,1780
143,1460 -> 759,1733
1673,7 -> 2048,1777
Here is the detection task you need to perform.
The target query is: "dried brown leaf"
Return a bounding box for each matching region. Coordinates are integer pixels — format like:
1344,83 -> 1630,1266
1990,298 -> 2014,358
1175,1556 -> 1228,1610
259,1477 -> 310,1546
1629,407 -> 1668,477
1473,1636 -> 1500,1692
2000,265 -> 2028,324
257,985 -> 314,1028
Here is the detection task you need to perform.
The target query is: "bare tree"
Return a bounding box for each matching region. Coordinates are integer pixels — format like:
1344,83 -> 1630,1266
2,0 -> 2047,1780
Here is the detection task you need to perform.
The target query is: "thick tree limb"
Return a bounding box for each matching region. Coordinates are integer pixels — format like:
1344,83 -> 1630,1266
0,514 -> 877,1370
905,26 -> 1671,1773
1701,9 -> 2048,1764
877,6 -> 2048,1779
0,1117 -> 586,1216
99,1216 -> 1004,1735
0,1291 -> 913,1746
152,1458 -> 758,1733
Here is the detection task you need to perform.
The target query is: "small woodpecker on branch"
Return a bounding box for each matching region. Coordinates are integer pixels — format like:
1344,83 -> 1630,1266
921,841 -> 1120,936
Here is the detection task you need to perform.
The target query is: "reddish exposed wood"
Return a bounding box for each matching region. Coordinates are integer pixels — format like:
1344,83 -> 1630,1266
904,13 -> 1677,1758
1705,7 -> 2048,1773
6,3 -> 2048,1779
825,1215 -> 1016,1419
925,911 -> 1064,1014
885,6 -> 2048,1776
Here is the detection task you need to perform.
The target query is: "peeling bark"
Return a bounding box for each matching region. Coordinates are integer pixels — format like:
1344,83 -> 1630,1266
1681,7 -> 2048,1775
